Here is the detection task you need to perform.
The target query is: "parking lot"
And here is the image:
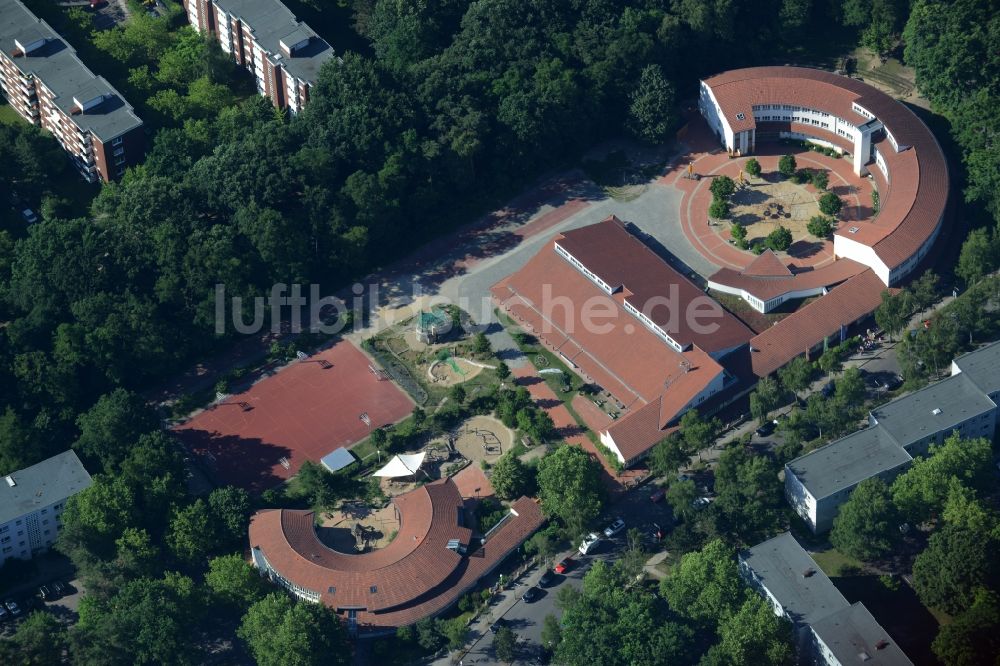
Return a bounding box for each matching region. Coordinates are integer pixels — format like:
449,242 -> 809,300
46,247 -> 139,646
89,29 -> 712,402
0,553 -> 82,637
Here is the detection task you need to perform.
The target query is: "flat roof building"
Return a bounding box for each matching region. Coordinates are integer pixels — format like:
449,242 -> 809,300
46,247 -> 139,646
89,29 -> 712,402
0,450 -> 92,566
185,0 -> 335,113
740,533 -> 913,665
786,360 -> 998,533
0,0 -> 145,181
950,341 -> 1000,419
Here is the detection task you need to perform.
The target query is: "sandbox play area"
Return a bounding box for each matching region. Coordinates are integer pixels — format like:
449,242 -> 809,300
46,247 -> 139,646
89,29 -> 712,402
428,356 -> 487,386
316,503 -> 400,553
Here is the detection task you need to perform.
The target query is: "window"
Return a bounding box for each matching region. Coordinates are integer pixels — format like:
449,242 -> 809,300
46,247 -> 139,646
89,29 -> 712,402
370,585 -> 378,593
2,547 -> 11,554
41,509 -> 47,515
0,526 -> 7,534
1,536 -> 9,544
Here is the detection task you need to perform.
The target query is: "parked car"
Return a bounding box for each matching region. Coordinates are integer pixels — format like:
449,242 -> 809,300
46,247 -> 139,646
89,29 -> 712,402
578,532 -> 601,555
885,374 -> 903,390
0,605 -> 8,622
51,581 -> 68,597
20,209 -> 38,224
649,487 -> 666,503
4,599 -> 22,617
603,518 -> 625,538
539,569 -> 556,587
554,557 -> 574,574
650,523 -> 665,541
37,585 -> 53,602
755,421 -> 775,437
692,496 -> 713,509
522,586 -> 540,603
821,381 -> 835,397
489,618 -> 508,633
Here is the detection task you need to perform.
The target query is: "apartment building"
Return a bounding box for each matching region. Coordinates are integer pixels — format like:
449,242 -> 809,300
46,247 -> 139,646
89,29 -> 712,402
0,450 -> 92,567
185,0 -> 335,113
0,0 -> 144,182
740,533 -> 913,665
785,341 -> 1000,533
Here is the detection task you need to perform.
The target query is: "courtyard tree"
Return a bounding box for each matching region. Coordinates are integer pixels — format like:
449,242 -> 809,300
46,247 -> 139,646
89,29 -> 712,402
778,154 -> 797,177
536,444 -> 605,534
709,198 -> 731,220
749,376 -> 781,425
932,589 -> 1000,666
710,175 -> 736,201
913,522 -> 1000,615
777,356 -> 814,403
703,595 -> 795,666
744,157 -> 761,178
660,539 -> 747,625
874,289 -> 911,340
956,227 -> 997,286
810,170 -> 829,190
490,452 -> 532,500
765,226 -> 793,252
829,477 -> 900,561
818,192 -> 843,217
806,215 -> 834,238
473,331 -> 492,354
730,222 -> 748,247
494,625 -> 518,663
205,553 -> 271,609
496,361 -> 511,382
649,432 -> 689,477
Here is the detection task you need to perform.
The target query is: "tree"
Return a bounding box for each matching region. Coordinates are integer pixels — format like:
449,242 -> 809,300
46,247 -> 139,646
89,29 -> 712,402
912,523 -> 1000,615
536,445 -> 605,534
713,446 -> 784,543
861,0 -> 902,56
957,227 -> 996,286
205,553 -> 270,608
765,226 -> 793,252
208,486 -> 253,548
932,589 -> 1000,666
874,289 -> 909,340
810,169 -> 829,190
778,154 -> 796,177
448,384 -> 466,404
472,331 -> 491,354
909,270 -> 940,310
541,613 -> 562,651
74,388 -> 158,471
490,452 -> 532,500
710,175 -> 736,201
415,616 -> 443,651
679,409 -> 719,455
58,475 -> 138,559
2,610 -> 67,664
648,433 -> 689,477
806,215 -> 834,238
494,625 -> 518,663
817,346 -> 842,375
777,356 -> 813,403
745,157 -> 761,177
496,361 -> 511,381
709,198 -> 730,220
627,64 -> 676,144
891,434 -> 994,525
238,593 -> 350,666
829,478 -> 900,561
114,527 -> 161,579
730,222 -> 747,246
703,595 -> 794,666
667,478 -> 699,522
660,539 -> 746,624
750,376 -> 781,425
818,192 -> 843,216
166,499 -> 216,565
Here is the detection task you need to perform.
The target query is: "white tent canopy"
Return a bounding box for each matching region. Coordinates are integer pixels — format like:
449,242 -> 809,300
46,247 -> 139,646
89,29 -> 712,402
372,452 -> 426,478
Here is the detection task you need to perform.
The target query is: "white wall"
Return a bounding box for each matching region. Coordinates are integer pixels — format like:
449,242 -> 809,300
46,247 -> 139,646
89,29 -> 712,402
784,467 -> 818,532
833,234 -> 891,285
0,500 -> 66,567
699,82 -> 733,150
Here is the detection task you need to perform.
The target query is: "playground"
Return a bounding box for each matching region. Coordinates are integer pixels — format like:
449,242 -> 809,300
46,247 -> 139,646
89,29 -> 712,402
448,415 -> 514,467
172,340 -> 414,492
316,503 -> 400,553
727,177 -> 825,247
428,355 -> 487,386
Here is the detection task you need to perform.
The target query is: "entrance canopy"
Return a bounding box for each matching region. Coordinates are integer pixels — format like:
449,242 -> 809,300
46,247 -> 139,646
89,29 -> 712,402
373,452 -> 426,478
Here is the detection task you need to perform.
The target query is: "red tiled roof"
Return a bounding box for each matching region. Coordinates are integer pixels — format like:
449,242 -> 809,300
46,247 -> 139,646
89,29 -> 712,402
749,269 -> 893,376
709,258 -> 866,302
493,218 -> 745,462
555,217 -> 754,353
249,479 -> 544,630
704,67 -> 948,274
743,249 -> 792,277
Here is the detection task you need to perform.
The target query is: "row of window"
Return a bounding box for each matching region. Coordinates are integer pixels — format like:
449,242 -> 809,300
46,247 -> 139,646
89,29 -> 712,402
553,244 -> 614,294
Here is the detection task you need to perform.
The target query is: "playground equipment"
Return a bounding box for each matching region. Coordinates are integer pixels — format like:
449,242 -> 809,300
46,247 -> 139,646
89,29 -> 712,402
416,308 -> 449,344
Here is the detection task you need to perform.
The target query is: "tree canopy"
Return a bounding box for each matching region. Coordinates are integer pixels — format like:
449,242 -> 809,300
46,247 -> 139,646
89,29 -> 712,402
536,444 -> 606,534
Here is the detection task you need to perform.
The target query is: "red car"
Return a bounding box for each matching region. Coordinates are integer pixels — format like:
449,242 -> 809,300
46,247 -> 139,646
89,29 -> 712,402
649,487 -> 666,503
554,557 -> 574,574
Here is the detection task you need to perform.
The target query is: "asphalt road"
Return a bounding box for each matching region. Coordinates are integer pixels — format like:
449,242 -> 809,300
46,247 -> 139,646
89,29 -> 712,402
453,489 -> 674,665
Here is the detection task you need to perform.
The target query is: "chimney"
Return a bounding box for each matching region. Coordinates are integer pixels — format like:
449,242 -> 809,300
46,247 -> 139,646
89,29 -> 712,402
802,567 -> 816,578
875,640 -> 889,650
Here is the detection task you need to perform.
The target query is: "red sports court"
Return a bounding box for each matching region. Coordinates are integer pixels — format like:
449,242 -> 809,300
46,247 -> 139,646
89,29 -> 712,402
173,340 -> 413,492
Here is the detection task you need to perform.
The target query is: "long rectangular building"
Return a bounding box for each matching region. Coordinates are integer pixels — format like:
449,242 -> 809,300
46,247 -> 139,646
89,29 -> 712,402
741,533 -> 913,666
185,0 -> 335,113
0,0 -> 144,182
785,342 -> 1000,532
0,450 -> 92,566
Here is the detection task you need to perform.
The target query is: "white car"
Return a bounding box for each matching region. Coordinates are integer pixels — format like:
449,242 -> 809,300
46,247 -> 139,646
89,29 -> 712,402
20,209 -> 38,224
578,532 -> 601,555
603,518 -> 625,538
692,496 -> 713,509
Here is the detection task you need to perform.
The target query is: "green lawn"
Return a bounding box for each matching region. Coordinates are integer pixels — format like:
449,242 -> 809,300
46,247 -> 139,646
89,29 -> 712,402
809,546 -> 865,577
0,102 -> 28,127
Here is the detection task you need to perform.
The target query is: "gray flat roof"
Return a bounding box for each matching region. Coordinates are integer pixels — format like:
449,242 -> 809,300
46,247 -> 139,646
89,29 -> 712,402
0,450 -> 92,524
786,426 -> 912,501
213,0 -> 335,85
0,0 -> 142,141
952,341 -> 1000,398
740,532 -> 849,627
871,373 -> 996,448
812,602 -> 914,666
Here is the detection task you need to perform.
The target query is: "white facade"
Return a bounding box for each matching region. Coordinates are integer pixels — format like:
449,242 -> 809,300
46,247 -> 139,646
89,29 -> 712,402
706,280 -> 828,314
832,234 -> 891,284
0,500 -> 69,566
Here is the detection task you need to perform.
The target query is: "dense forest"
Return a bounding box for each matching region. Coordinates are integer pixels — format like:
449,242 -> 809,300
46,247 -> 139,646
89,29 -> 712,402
1,0 -> 999,662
